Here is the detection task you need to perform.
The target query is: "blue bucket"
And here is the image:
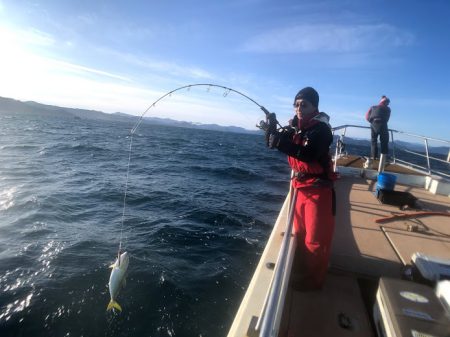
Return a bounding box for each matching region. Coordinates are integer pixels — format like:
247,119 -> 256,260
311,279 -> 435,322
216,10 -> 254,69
377,173 -> 397,191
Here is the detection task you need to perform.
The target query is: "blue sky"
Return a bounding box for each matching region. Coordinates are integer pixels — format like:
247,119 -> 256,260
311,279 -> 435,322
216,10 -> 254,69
0,0 -> 449,141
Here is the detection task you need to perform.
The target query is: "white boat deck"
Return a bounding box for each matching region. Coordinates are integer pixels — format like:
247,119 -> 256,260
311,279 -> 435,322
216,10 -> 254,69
228,170 -> 450,337
331,175 -> 450,276
281,175 -> 450,337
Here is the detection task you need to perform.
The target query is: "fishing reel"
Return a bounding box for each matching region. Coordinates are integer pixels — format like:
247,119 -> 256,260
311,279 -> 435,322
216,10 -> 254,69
256,112 -> 278,132
257,119 -> 270,131
256,106 -> 277,130
256,113 -> 278,132
256,112 -> 279,147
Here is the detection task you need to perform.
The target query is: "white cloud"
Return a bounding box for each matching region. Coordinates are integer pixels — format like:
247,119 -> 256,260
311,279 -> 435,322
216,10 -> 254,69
76,13 -> 97,26
19,27 -> 55,47
0,25 -> 54,48
109,51 -> 215,80
242,23 -> 415,53
50,59 -> 132,82
0,28 -> 131,84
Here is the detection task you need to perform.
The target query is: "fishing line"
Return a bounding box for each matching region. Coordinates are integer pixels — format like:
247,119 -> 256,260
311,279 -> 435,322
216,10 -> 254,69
116,83 -> 276,256
118,134 -> 133,255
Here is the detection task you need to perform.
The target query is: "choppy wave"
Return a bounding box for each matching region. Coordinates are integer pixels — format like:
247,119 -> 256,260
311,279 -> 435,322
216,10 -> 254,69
0,115 -> 288,336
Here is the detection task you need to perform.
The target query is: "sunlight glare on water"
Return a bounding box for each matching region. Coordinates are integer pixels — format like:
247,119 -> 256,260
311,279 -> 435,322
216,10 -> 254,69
0,112 -> 289,336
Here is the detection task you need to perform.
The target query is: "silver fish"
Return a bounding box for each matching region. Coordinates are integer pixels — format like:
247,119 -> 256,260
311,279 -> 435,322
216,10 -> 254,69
106,251 -> 129,312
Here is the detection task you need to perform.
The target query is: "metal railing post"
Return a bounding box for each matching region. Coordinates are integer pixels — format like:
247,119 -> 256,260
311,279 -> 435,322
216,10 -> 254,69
333,135 -> 339,172
424,139 -> 431,174
390,130 -> 396,164
333,128 -> 347,172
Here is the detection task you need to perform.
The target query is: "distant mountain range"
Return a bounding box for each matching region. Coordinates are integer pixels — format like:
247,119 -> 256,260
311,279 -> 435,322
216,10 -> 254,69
0,96 -> 257,134
1,96 -> 448,155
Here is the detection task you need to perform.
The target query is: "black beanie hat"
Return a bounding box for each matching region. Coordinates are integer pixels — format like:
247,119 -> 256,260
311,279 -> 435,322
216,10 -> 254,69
294,87 -> 319,108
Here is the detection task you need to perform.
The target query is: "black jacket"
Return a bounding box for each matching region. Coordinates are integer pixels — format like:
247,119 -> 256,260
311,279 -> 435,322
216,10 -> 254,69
367,105 -> 391,123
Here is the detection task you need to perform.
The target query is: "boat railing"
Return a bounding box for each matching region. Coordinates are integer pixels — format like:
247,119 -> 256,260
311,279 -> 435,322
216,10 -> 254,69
256,183 -> 298,337
332,125 -> 450,178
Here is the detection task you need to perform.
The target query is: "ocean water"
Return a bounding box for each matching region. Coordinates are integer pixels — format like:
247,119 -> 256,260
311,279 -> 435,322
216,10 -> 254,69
0,113 -> 291,337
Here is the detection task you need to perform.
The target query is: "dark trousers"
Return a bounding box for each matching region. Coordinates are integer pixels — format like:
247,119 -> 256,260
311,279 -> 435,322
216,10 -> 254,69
370,121 -> 389,160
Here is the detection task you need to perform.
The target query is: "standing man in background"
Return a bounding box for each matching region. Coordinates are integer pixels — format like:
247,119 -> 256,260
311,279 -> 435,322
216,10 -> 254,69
364,95 -> 391,168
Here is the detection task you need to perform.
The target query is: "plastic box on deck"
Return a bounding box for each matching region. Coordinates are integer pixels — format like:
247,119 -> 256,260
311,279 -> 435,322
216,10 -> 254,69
411,252 -> 450,285
373,277 -> 450,337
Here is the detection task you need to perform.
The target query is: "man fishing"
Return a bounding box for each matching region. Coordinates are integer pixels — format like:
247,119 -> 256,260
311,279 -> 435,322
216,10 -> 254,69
364,95 -> 391,168
266,86 -> 336,290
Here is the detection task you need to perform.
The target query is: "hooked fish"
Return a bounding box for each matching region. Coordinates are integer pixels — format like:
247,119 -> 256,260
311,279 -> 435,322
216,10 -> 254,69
106,251 -> 129,312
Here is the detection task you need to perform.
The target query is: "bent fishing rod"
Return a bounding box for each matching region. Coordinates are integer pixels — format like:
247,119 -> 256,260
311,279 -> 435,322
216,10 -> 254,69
129,83 -> 282,134
118,83 -> 281,257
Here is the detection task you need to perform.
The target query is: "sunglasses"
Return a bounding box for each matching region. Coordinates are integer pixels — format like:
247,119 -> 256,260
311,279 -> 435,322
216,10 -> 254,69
293,101 -> 310,109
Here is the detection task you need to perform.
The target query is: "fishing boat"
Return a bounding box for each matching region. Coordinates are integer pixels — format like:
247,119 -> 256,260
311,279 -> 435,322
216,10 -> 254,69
227,125 -> 450,337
